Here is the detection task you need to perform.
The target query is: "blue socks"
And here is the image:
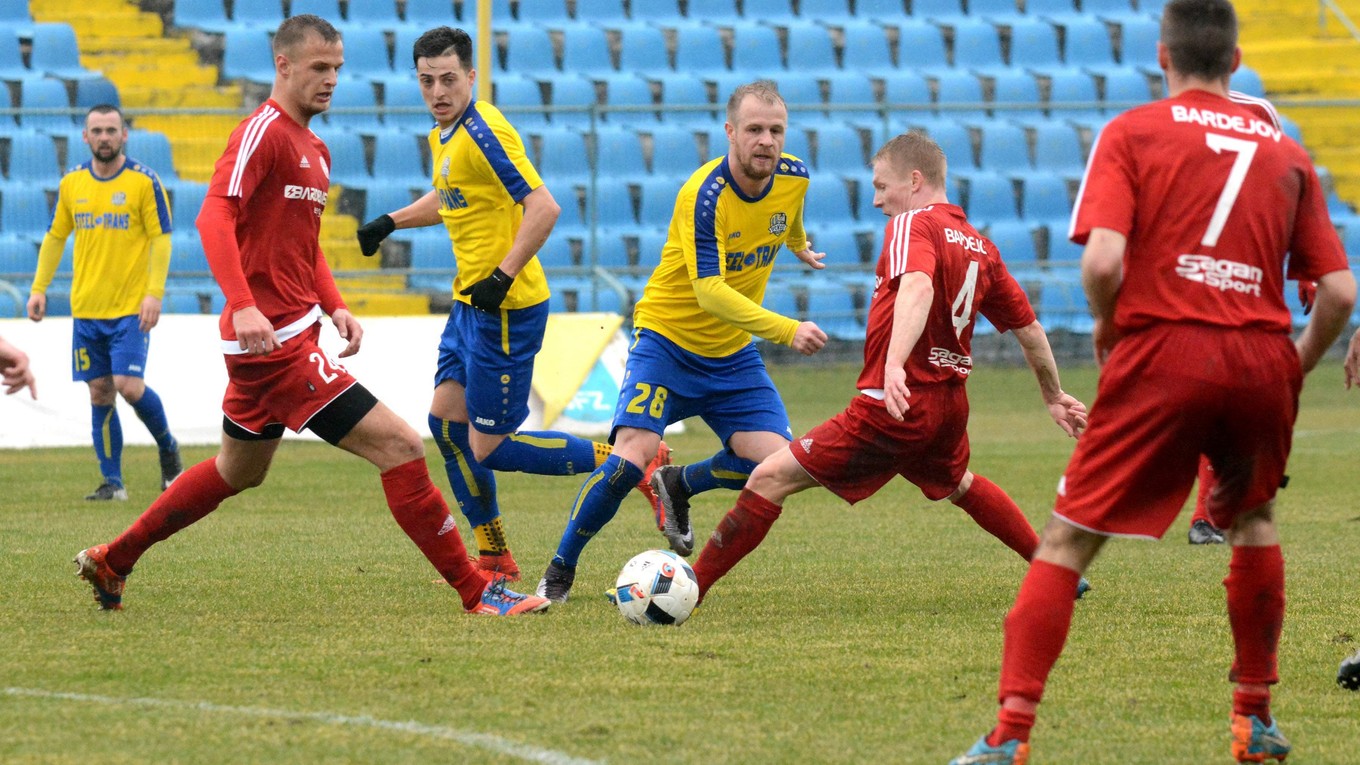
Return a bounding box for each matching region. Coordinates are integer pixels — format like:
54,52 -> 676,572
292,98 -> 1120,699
91,403 -> 123,485
481,430 -> 601,475
681,450 -> 759,495
429,414 -> 499,527
130,386 -> 176,451
554,454 -> 644,567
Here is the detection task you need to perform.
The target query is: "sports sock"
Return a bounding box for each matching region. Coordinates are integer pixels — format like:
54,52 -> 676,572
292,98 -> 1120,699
952,474 -> 1039,561
106,457 -> 238,575
91,403 -> 123,484
1192,456 -> 1216,525
129,386 -> 176,451
988,705 -> 1038,746
428,415 -> 499,527
480,430 -> 604,475
681,450 -> 759,495
593,441 -> 611,468
553,454 -> 643,567
1225,545 -> 1284,689
1233,687 -> 1273,726
472,516 -> 510,556
691,488 -> 782,599
381,458 -> 486,611
996,559 -> 1081,724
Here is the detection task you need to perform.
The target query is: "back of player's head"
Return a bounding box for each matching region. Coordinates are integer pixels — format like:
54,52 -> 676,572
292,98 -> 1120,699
1161,0 -> 1237,80
413,26 -> 473,70
873,131 -> 946,189
725,80 -> 785,126
85,104 -> 124,128
272,14 -> 341,56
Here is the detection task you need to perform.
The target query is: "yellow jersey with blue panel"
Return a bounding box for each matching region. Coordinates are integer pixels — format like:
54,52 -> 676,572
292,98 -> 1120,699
32,158 -> 173,319
633,154 -> 809,358
428,98 -> 550,310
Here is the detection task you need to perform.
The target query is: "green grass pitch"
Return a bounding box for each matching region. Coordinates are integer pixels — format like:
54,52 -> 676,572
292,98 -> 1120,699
3,360 -> 1357,763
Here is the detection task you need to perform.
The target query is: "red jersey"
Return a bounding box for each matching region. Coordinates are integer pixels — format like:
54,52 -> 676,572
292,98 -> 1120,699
202,99 -> 344,342
857,203 -> 1035,389
1069,89 -> 1347,335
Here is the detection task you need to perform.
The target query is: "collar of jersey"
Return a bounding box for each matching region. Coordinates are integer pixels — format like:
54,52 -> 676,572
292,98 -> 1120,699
82,158 -> 129,182
719,156 -> 775,203
439,98 -> 478,145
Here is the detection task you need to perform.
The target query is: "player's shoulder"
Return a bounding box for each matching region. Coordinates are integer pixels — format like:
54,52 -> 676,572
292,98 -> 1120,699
680,156 -> 727,195
122,158 -> 162,183
1227,90 -> 1283,131
466,99 -> 519,135
60,160 -> 92,182
775,154 -> 810,180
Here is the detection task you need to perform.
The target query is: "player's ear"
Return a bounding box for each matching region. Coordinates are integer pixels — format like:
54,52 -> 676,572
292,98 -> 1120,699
1156,41 -> 1169,72
1229,46 -> 1241,75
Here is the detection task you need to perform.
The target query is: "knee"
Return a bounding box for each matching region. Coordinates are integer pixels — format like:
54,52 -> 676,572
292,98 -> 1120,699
115,379 -> 144,403
87,378 -> 115,406
389,427 -> 427,464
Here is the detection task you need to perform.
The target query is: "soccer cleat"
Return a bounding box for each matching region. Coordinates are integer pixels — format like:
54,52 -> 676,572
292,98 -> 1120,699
1231,714 -> 1291,762
1076,577 -> 1092,600
159,442 -> 183,490
467,577 -> 549,616
635,440 -> 672,529
650,464 -> 694,556
74,544 -> 126,610
1338,648 -> 1360,691
948,735 -> 1029,765
471,550 -> 521,582
1189,518 -> 1226,545
535,559 -> 576,604
85,481 -> 128,501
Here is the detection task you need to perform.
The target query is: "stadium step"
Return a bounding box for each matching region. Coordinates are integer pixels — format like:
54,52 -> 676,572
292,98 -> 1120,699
336,290 -> 431,316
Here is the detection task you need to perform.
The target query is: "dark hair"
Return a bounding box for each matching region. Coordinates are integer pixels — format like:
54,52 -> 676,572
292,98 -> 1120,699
272,14 -> 341,56
725,80 -> 785,125
1161,0 -> 1237,80
85,103 -> 124,126
412,26 -> 473,70
872,131 -> 947,188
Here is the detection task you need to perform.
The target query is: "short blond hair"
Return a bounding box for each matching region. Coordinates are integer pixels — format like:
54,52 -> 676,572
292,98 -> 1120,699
725,80 -> 785,125
872,131 -> 946,188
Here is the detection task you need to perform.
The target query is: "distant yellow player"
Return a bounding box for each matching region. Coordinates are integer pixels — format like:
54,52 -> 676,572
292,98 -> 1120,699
28,104 -> 182,501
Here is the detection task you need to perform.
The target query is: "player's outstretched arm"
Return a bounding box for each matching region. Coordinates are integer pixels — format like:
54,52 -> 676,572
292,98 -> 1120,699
0,335 -> 36,398
691,276 -> 812,348
358,191 -> 443,257
1012,320 -> 1087,438
1295,268 -> 1357,375
1345,327 -> 1360,390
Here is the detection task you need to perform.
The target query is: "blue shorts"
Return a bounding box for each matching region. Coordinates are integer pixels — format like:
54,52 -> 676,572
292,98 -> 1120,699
72,316 -> 149,382
434,300 -> 548,435
611,329 -> 792,446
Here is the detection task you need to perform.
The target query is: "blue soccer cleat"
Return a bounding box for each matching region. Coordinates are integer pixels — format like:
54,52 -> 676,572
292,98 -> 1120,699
1076,577 -> 1092,599
466,577 -> 549,616
949,735 -> 1029,765
1230,713 -> 1291,763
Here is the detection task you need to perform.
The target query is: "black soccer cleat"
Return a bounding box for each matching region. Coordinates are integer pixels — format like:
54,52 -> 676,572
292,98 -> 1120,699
1339,648 -> 1360,691
650,465 -> 694,556
159,441 -> 184,491
535,559 -> 576,605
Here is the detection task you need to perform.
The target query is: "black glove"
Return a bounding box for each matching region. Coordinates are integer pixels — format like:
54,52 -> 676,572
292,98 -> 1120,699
356,214 -> 395,257
460,267 -> 514,311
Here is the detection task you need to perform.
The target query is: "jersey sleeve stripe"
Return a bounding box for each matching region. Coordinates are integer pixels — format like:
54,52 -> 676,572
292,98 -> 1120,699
466,107 -> 533,202
150,171 -> 172,234
1228,90 -> 1283,131
1067,129 -> 1105,241
692,166 -> 725,278
888,210 -> 916,278
227,105 -> 279,198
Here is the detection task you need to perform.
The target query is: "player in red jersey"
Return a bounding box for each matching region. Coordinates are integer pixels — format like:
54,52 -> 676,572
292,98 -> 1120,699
71,15 -> 548,617
951,2 -> 1356,763
681,131 -> 1089,608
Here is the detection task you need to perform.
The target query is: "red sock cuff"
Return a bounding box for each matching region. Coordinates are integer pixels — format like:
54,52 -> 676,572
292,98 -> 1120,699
1230,544 -> 1284,570
954,474 -> 1002,513
381,458 -> 431,499
738,488 -> 783,521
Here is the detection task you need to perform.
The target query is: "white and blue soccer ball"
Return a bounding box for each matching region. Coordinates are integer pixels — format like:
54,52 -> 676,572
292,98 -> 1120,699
613,549 -> 699,626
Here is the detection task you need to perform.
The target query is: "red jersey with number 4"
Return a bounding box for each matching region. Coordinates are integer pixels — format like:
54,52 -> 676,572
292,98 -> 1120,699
857,203 -> 1036,389
204,99 -> 336,338
1069,89 -> 1348,335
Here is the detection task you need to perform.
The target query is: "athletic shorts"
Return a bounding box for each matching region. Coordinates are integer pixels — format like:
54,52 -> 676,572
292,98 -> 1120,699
610,329 -> 792,445
223,323 -> 361,436
434,300 -> 548,436
792,386 -> 970,503
72,315 -> 148,382
1054,323 -> 1301,539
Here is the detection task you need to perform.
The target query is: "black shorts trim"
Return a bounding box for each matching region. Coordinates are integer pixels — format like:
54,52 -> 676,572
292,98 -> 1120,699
303,382 -> 379,446
223,416 -> 286,441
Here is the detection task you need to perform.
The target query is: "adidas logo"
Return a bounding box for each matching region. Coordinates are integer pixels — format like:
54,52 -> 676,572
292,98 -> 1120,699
299,155 -> 311,169
799,438 -> 813,453
437,515 -> 456,536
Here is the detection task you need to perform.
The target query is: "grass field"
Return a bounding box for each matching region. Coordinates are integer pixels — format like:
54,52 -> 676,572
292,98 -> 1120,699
3,359 -> 1358,764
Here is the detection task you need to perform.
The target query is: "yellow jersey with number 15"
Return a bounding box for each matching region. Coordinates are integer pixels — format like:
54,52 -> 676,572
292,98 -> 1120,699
428,99 -> 550,310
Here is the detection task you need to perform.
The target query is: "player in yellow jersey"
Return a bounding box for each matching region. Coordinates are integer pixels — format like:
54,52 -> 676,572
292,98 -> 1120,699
27,104 -> 182,501
536,81 -> 829,603
355,27 -> 666,582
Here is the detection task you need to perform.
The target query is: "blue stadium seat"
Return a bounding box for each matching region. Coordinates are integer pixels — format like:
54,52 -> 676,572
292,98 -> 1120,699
933,70 -> 987,121
976,120 -> 1031,172
1230,66 -> 1265,98
769,74 -> 823,119
173,0 -> 233,34
781,126 -> 812,165
585,182 -> 637,228
290,0 -> 341,20
637,175 -> 681,228
826,72 -> 882,125
798,0 -> 855,25
619,26 -> 670,73
808,224 -> 865,264
840,20 -> 896,78
951,19 -> 1006,70
170,232 -> 210,274
701,125 -> 731,161
1101,68 -> 1153,111
0,236 -> 34,277
911,0 -> 965,20
168,182 -> 207,231
494,75 -> 549,128
18,78 -> 74,131
162,290 -> 208,314
761,279 -> 802,321
514,0 -> 571,26
883,71 -> 932,111
984,220 -> 1039,263
857,0 -> 909,22
686,0 -> 741,20
731,25 -> 783,72
674,25 -> 728,76
1024,0 -> 1076,15
1059,18 -> 1118,70
969,0 -> 1022,19
345,0 -> 402,29
73,77 -> 119,110
561,26 -> 615,77
545,75 -> 598,127
644,125 -> 700,176
504,27 -> 558,76
535,235 -> 575,269
573,0 -> 628,24
1,186 -> 53,236
315,130 -> 368,187
1037,272 -> 1092,331
785,22 -> 837,74
628,0 -> 684,25
1082,0 -> 1137,20
1117,15 -> 1159,67
126,130 -> 179,181
744,0 -> 798,24
231,0 -> 286,28
6,133 -> 60,181
634,228 -> 668,268
336,28 -> 390,77
377,76 -> 435,131
1019,173 -> 1072,222
407,232 -> 454,290
989,70 -> 1043,121
534,127 -> 591,185
600,75 -> 657,124
1043,68 -> 1102,124
592,128 -> 648,179
897,20 -> 949,71
369,129 -> 428,186
222,29 -> 276,84
804,282 -> 861,340
31,23 -> 102,80
911,119 -> 974,168
805,178 -> 854,221
0,30 -> 27,83
1007,18 -> 1060,68
364,183 -> 419,223
458,0 -> 512,26
1044,224 -> 1083,261
1030,121 -> 1086,176
325,80 -> 379,129
813,123 -> 867,173
654,75 -> 716,126
962,172 -> 1018,223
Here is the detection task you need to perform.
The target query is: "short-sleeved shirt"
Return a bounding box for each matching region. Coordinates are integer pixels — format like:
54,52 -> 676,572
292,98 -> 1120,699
1069,89 -> 1348,335
45,158 -> 172,319
204,99 -> 334,338
633,154 -> 811,358
857,203 -> 1035,390
429,98 -> 549,309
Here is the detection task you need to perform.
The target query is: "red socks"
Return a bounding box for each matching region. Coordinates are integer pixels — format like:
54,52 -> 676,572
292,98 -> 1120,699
953,474 -> 1040,561
106,458 -> 239,575
691,488 -> 782,600
995,559 -> 1081,740
1225,544 -> 1284,690
988,705 -> 1037,746
1192,456 -> 1216,525
381,458 -> 486,611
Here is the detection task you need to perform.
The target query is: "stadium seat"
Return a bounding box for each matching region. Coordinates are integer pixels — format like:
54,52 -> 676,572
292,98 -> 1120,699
172,0 -> 233,33
30,23 -> 102,81
169,232 -> 210,274
673,26 -> 728,77
813,122 -> 868,173
315,130 -> 368,187
1044,224 -> 1084,261
1024,0 -> 1076,15
599,75 -> 657,124
1117,15 -> 1159,68
18,78 -> 74,131
686,0 -> 741,20
222,29 -> 277,85
826,72 -> 883,126
1082,0 -> 1137,20
857,0 -> 909,22
126,130 -> 179,181
1030,121 -> 1086,176
1058,18 -> 1118,71
785,22 -> 838,74
494,75 -> 549,128
336,28 -> 390,77
654,75 -> 716,126
637,175 -> 681,228
731,25 -> 784,72
545,75 -> 598,127
804,282 -> 861,339
504,27 -> 558,77
769,74 -> 823,119
804,178 -> 855,221
1,186 -> 53,237
912,119 -> 974,168
1019,173 -> 1072,222
1101,68 -> 1153,111
628,0 -> 684,26
591,129 -> 648,179
0,29 -> 27,82
573,0 -> 628,24
0,236 -> 35,277
1037,272 -> 1092,331
5,133 -> 60,181
933,70 -> 987,121
377,76 -> 435,131
168,181 -> 207,231
514,0 -> 571,25
325,80 -> 380,129
231,0 -> 286,28
883,71 -> 932,111
840,20 -> 897,79
345,0 -> 402,30
984,219 -> 1039,263
798,0 -> 855,26
744,0 -> 798,25
161,290 -> 208,314
534,128 -> 591,185
761,279 -> 802,320
644,125 -> 700,176
363,183 -> 419,224
976,120 -> 1031,172
290,0 -> 341,20
561,26 -> 615,78
458,0 -> 512,26
1042,68 -> 1102,124
1007,19 -> 1061,68
369,129 -> 428,186
619,26 -> 670,73
781,126 -> 812,165
1230,66 -> 1266,98
535,235 -> 575,269
969,0 -> 1022,19
951,19 -> 1006,70
911,0 -> 965,21
701,125 -> 731,161
989,70 -> 1043,121
962,172 -> 1018,223
73,77 -> 120,110
898,20 -> 949,71
407,232 -> 454,290
585,182 -> 638,228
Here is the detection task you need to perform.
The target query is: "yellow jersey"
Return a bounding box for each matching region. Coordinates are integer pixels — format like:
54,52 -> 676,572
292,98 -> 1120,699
634,154 -> 810,357
428,99 -> 550,309
34,158 -> 172,319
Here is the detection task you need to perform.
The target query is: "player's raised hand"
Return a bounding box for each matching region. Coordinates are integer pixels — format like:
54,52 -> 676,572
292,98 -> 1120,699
792,243 -> 826,270
791,321 -> 827,356
460,267 -> 514,312
884,366 -> 910,421
1345,327 -> 1360,390
25,292 -> 45,322
330,308 -> 363,358
1046,391 -> 1088,438
139,295 -> 162,332
356,214 -> 395,257
232,305 -> 281,355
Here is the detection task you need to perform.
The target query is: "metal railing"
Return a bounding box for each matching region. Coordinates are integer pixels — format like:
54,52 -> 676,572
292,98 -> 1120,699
1319,0 -> 1360,41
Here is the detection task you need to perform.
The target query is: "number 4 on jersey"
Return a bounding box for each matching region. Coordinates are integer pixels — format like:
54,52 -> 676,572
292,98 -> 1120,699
951,260 -> 979,337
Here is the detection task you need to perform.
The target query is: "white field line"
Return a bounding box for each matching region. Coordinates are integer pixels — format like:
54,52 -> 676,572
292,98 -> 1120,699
3,687 -> 603,765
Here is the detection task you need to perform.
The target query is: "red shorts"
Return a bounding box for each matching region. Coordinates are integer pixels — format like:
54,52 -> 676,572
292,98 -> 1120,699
222,324 -> 359,435
791,386 -> 970,503
1054,323 -> 1301,539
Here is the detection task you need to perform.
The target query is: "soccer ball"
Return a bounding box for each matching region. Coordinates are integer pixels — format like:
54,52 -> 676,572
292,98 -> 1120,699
613,549 -> 699,626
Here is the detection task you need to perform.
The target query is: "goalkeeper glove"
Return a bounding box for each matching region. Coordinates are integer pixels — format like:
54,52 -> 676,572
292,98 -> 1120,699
356,214 -> 395,257
460,268 -> 515,311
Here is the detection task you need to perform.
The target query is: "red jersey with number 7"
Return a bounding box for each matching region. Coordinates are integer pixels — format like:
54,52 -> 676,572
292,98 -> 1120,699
857,203 -> 1036,390
1069,88 -> 1348,335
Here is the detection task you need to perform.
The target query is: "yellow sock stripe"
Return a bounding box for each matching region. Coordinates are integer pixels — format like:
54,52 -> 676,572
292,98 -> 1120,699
713,469 -> 749,481
593,442 -> 612,468
569,472 -> 605,522
439,420 -> 481,498
500,308 -> 510,355
508,433 -> 568,449
99,408 -> 114,458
